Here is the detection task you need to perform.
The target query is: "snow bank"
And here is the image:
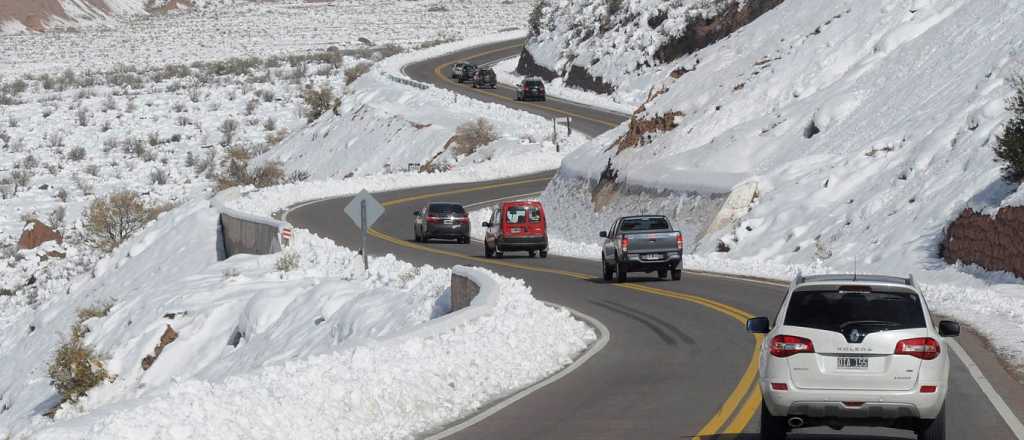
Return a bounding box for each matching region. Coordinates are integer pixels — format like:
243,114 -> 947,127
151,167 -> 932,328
543,0 -> 1024,368
2,200 -> 594,438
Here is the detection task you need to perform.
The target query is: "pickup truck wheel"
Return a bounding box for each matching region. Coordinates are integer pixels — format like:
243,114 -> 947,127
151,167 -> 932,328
602,261 -> 614,282
760,403 -> 788,440
484,243 -> 493,258
672,269 -> 682,281
540,250 -> 548,258
916,404 -> 945,440
658,269 -> 668,279
616,262 -> 628,283
529,250 -> 537,258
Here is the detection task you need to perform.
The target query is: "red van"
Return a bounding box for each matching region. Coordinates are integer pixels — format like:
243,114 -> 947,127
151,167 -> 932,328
482,201 -> 548,258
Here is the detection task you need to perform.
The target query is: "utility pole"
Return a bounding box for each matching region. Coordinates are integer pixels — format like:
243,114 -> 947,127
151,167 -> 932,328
552,117 -> 559,153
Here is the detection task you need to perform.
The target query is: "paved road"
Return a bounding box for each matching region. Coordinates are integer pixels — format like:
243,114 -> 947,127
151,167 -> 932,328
288,41 -> 1024,439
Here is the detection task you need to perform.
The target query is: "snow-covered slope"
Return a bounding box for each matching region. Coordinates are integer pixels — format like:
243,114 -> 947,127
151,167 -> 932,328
519,0 -> 782,106
543,0 -> 1024,364
1,200 -> 594,438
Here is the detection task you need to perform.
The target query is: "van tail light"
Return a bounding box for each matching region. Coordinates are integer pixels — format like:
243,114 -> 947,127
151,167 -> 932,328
895,338 -> 940,360
676,232 -> 684,250
770,383 -> 788,391
920,385 -> 938,393
621,236 -> 630,252
770,335 -> 815,358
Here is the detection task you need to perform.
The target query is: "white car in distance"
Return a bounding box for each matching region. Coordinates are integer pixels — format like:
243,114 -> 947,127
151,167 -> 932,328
746,274 -> 960,440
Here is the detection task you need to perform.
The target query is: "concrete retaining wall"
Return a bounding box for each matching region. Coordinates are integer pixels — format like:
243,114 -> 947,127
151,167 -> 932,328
451,271 -> 483,313
943,206 -> 1024,277
211,188 -> 292,260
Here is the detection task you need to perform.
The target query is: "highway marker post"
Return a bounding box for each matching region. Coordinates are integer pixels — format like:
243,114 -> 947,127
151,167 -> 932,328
344,190 -> 385,271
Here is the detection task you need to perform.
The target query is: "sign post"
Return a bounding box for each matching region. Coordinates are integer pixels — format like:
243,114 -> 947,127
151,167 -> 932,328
344,190 -> 385,271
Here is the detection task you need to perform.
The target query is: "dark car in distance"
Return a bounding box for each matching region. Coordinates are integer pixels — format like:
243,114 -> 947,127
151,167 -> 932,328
515,77 -> 546,101
414,203 -> 470,243
472,67 -> 497,89
455,63 -> 478,83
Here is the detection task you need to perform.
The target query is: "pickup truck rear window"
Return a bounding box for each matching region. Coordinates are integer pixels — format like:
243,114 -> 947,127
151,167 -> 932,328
784,290 -> 926,332
620,217 -> 670,231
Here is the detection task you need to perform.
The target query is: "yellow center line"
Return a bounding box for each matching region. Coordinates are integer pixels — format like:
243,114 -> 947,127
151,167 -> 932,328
429,44 -> 623,128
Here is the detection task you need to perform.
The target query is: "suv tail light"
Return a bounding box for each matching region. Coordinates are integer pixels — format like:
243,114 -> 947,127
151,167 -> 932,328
676,232 -> 684,250
427,216 -> 441,224
621,236 -> 630,252
770,335 -> 815,358
456,216 -> 469,224
895,338 -> 940,360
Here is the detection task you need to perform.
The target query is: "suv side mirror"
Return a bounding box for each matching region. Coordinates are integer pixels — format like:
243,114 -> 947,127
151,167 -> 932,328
599,231 -> 607,238
481,222 -> 491,228
938,320 -> 960,337
746,317 -> 770,334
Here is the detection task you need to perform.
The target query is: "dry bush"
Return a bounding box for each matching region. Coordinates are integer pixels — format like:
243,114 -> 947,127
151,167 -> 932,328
83,191 -> 160,251
302,84 -> 340,123
263,117 -> 277,132
275,250 -> 300,272
245,98 -> 260,116
47,205 -> 66,230
76,107 -> 90,126
150,168 -> 169,185
48,331 -> 109,404
67,147 -> 87,161
344,62 -> 373,85
995,76 -> 1024,182
266,128 -> 289,146
219,118 -> 240,146
452,118 -> 498,155
251,161 -> 285,188
56,188 -> 69,202
47,132 -> 65,149
11,170 -> 32,188
288,170 -> 311,183
147,131 -> 161,146
215,158 -> 287,191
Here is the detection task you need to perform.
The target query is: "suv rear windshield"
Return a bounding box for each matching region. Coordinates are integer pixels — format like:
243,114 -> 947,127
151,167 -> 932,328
478,69 -> 494,78
620,217 -> 670,232
525,80 -> 543,87
784,290 -> 926,332
428,204 -> 466,215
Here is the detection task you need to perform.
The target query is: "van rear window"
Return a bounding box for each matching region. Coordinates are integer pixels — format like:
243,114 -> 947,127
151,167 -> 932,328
784,290 -> 926,332
505,206 -> 527,224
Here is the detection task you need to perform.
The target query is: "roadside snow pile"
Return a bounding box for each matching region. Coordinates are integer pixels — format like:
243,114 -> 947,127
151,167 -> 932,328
2,200 -> 595,439
542,0 -> 1024,367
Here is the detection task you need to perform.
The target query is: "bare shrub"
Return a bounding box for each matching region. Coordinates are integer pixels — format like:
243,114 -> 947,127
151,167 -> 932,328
288,170 -> 311,183
8,115 -> 17,127
147,131 -> 161,146
11,170 -> 32,188
427,3 -> 449,12
21,154 -> 39,169
56,188 -> 69,202
74,174 -> 94,195
245,98 -> 260,116
102,94 -> 117,112
83,191 -> 160,251
263,117 -> 277,132
453,118 -> 499,155
266,128 -> 289,145
219,118 -> 240,146
100,120 -> 112,132
251,161 -> 285,188
171,101 -> 187,113
995,76 -> 1024,182
47,132 -> 65,149
48,206 -> 66,231
76,107 -> 90,126
150,169 -> 169,185
85,164 -> 100,176
176,115 -> 191,127
344,62 -> 373,86
275,250 -> 300,272
48,327 -> 109,404
67,146 -> 87,161
302,84 -> 340,123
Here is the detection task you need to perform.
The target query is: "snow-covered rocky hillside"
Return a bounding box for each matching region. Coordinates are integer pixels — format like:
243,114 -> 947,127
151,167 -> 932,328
519,0 -> 782,106
0,200 -> 593,438
541,0 -> 1024,366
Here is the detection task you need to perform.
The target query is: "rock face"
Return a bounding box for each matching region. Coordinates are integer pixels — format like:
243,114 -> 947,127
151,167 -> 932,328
517,0 -> 785,95
141,325 -> 178,371
943,207 -> 1024,278
17,220 -> 63,250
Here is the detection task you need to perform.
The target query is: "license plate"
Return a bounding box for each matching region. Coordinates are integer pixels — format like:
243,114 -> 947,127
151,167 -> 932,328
837,356 -> 869,369
640,253 -> 664,261
511,228 -> 522,233
444,219 -> 453,225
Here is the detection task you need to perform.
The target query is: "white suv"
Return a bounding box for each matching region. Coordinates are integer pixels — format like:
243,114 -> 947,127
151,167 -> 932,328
746,274 -> 960,440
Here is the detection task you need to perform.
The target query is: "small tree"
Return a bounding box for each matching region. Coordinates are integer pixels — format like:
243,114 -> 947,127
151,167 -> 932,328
302,84 -> 340,123
995,77 -> 1024,183
528,0 -> 545,36
219,118 -> 240,146
344,62 -> 372,85
83,191 -> 157,251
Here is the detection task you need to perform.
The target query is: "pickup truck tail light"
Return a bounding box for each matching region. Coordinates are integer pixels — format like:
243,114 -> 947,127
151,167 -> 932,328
770,335 -> 815,358
676,232 -> 684,250
895,338 -> 940,360
621,236 -> 629,252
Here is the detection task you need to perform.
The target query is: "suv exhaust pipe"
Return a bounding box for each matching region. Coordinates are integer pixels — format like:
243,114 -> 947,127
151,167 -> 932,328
787,417 -> 805,428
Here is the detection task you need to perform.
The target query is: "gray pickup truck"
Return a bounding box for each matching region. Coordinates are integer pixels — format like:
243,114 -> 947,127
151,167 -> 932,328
600,215 -> 683,282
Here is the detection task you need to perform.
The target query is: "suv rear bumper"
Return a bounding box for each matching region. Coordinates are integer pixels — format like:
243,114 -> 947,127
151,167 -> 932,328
762,381 -> 946,420
497,236 -> 547,251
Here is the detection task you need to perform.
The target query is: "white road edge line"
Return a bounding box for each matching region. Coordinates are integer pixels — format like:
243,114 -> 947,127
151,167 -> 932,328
424,302 -> 611,440
948,340 -> 1024,439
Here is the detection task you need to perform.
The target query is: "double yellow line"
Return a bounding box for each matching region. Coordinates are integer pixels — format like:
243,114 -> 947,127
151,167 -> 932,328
428,44 -> 623,129
371,176 -> 764,437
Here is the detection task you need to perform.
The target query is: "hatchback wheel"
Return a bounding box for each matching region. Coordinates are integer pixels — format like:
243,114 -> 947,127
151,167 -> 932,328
658,269 -> 668,279
917,404 -> 945,440
672,269 -> 682,281
760,404 -> 788,440
484,243 -> 493,258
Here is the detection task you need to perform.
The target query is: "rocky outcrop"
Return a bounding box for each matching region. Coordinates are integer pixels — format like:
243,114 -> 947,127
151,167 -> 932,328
943,207 -> 1024,278
17,220 -> 62,250
515,48 -> 559,82
565,65 -> 614,95
614,110 -> 683,152
654,0 -> 784,64
141,325 -> 178,371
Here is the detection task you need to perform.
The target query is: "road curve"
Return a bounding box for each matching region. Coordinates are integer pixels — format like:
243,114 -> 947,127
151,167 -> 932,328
288,41 -> 1024,439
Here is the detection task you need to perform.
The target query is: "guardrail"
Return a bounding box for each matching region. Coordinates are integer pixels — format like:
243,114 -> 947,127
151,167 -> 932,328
211,188 -> 293,260
384,72 -> 430,90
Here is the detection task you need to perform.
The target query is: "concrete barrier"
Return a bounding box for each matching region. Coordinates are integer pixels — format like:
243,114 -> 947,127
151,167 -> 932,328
450,271 -> 482,313
211,188 -> 293,260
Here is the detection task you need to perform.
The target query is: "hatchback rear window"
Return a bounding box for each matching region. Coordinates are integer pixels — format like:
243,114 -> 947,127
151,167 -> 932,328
620,217 -> 669,231
784,290 -> 926,332
428,204 -> 466,215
